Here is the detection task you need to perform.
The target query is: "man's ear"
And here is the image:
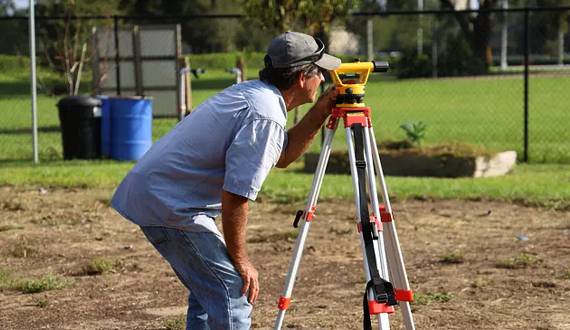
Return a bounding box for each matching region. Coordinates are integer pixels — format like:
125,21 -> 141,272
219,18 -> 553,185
297,71 -> 306,89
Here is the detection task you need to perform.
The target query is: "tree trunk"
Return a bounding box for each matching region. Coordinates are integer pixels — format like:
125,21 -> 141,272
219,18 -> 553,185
472,2 -> 493,68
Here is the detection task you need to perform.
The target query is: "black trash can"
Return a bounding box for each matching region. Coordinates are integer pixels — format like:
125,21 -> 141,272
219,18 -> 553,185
57,96 -> 102,160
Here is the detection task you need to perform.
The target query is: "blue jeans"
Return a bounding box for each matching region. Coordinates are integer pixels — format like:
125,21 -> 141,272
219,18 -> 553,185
141,225 -> 252,330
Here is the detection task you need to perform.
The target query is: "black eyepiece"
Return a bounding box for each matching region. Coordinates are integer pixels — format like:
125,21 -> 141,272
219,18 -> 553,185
372,61 -> 389,73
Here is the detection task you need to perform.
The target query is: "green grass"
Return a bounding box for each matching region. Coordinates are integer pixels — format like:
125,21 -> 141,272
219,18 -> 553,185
1,62 -> 570,209
0,160 -> 569,210
262,163 -> 570,210
1,67 -> 569,162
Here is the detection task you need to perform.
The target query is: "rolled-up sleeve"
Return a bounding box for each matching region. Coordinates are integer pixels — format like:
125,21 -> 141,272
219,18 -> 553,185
223,119 -> 286,200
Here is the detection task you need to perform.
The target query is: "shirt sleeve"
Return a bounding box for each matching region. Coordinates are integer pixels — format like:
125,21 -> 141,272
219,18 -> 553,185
223,119 -> 286,200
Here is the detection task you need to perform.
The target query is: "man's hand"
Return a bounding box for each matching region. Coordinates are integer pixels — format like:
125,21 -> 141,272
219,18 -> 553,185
235,259 -> 259,304
312,86 -> 338,118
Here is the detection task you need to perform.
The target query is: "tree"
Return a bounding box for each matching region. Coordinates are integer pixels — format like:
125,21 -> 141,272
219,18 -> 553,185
119,0 -> 243,52
439,0 -> 498,70
0,0 -> 28,55
242,0 -> 358,44
36,0 -> 119,95
0,0 -> 15,16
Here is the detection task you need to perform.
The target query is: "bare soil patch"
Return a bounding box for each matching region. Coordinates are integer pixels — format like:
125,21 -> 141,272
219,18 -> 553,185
1,186 -> 569,329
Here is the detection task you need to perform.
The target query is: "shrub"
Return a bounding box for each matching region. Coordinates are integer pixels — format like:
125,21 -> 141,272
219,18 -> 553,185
394,51 -> 432,78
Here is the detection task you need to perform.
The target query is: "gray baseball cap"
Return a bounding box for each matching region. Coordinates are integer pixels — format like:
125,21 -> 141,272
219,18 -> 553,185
265,31 -> 341,70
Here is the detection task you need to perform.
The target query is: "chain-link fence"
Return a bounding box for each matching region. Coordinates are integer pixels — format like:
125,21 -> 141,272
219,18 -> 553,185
0,7 -> 569,163
346,7 -> 570,163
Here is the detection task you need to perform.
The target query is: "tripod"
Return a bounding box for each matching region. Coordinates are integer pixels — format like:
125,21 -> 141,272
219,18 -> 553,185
274,106 -> 415,330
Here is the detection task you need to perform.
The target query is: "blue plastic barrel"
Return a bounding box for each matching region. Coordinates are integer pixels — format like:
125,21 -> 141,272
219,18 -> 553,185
110,97 -> 152,161
97,96 -> 112,157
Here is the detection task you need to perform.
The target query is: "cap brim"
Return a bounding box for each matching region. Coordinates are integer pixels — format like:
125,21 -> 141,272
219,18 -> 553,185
314,53 -> 341,70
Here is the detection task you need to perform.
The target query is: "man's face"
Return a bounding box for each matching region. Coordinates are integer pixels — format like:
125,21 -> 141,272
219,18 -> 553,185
303,70 -> 325,103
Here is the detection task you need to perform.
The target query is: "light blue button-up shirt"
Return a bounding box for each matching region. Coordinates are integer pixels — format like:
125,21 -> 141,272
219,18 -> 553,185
111,80 -> 288,232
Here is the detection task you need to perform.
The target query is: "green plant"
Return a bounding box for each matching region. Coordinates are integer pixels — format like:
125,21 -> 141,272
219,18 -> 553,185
470,277 -> 491,288
9,240 -> 37,258
164,315 -> 186,330
83,257 -> 120,275
400,121 -> 427,146
439,251 -> 465,264
15,273 -> 71,294
496,253 -> 538,269
0,224 -> 24,232
0,268 -> 13,289
248,230 -> 299,243
329,226 -> 352,235
34,296 -> 49,308
1,199 -> 25,211
412,292 -> 453,305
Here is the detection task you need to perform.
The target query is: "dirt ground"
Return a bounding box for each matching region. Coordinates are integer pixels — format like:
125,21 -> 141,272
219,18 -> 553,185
0,186 -> 569,330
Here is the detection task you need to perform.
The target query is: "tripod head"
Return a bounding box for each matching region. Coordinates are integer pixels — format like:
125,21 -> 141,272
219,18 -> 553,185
329,60 -> 389,108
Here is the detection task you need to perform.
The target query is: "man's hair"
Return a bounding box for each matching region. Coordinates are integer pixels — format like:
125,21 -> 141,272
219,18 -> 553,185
259,63 -> 320,90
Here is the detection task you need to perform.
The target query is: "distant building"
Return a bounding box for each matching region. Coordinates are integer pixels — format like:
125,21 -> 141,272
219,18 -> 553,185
451,0 -> 480,10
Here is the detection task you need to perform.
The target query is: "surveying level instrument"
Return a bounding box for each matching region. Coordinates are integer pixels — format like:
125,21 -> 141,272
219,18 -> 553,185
274,61 -> 416,330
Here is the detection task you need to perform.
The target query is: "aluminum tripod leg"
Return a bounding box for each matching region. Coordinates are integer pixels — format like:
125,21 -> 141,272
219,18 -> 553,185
369,127 -> 415,330
345,126 -> 391,330
274,126 -> 337,330
274,116 -> 415,330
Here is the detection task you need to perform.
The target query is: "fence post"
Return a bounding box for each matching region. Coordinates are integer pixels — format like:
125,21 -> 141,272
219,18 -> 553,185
29,0 -> 39,164
500,0 -> 508,70
367,18 -> 374,61
431,16 -> 438,78
113,15 -> 121,96
523,7 -> 529,163
132,25 -> 143,96
417,0 -> 424,54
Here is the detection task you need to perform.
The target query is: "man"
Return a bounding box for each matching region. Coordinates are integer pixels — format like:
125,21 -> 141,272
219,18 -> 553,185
111,31 -> 341,329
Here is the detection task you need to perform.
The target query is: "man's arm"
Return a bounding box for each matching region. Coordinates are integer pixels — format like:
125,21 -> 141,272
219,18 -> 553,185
221,190 -> 259,304
276,87 -> 338,168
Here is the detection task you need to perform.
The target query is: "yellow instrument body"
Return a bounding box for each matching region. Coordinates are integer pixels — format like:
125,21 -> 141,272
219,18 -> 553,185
329,62 -> 376,108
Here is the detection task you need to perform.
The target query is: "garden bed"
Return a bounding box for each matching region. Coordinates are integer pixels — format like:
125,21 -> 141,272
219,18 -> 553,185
304,142 -> 517,178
